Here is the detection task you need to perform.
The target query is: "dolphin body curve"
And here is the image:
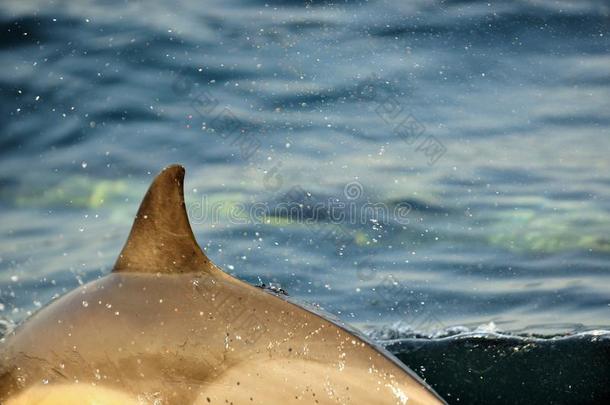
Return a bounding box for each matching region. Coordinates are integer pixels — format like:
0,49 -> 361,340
0,165 -> 446,405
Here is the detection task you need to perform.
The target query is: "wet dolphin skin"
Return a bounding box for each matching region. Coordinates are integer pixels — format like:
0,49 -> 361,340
0,165 -> 445,405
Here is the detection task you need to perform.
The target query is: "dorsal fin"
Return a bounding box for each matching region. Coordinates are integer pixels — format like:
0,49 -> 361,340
113,164 -> 217,275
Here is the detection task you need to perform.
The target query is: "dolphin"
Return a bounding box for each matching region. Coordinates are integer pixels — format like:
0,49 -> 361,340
0,165 -> 445,405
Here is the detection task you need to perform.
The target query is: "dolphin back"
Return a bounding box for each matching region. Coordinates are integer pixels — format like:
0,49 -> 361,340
0,165 -> 446,405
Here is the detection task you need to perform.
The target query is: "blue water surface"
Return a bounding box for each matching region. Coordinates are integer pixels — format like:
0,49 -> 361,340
0,1 -> 609,402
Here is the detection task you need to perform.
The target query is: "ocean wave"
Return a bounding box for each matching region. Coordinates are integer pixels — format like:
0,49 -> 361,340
364,320 -> 610,343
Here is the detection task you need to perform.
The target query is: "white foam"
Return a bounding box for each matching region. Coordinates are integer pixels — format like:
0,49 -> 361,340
363,321 -> 610,343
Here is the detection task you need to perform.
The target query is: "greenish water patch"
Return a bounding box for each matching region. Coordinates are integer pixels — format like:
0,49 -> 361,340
5,176 -> 145,210
486,209 -> 610,254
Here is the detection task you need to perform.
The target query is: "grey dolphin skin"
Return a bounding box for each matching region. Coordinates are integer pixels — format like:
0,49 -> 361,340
0,165 -> 446,405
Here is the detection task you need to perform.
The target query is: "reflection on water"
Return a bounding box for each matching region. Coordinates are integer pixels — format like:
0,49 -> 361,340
0,0 -> 609,402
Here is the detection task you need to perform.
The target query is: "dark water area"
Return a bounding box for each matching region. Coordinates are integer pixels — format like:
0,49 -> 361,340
392,332 -> 610,404
0,0 -> 609,403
